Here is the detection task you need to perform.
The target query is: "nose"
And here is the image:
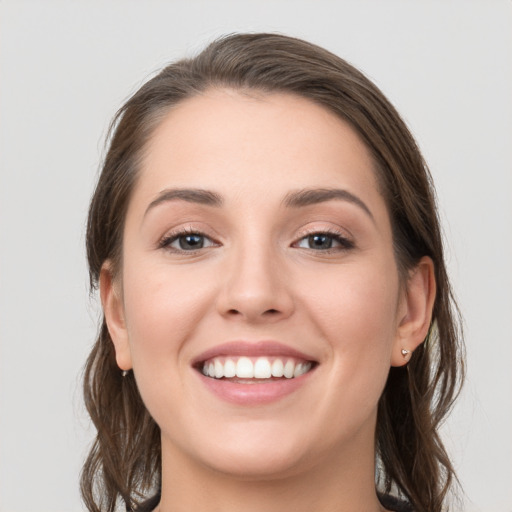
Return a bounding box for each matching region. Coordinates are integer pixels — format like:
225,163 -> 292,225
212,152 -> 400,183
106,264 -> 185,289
216,242 -> 294,323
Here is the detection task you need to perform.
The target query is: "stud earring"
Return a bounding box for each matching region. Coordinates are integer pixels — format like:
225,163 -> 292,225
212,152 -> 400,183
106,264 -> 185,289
401,348 -> 411,359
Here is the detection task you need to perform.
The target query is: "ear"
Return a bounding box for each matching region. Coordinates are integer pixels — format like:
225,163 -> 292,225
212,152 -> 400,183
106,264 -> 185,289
100,262 -> 132,371
391,256 -> 436,367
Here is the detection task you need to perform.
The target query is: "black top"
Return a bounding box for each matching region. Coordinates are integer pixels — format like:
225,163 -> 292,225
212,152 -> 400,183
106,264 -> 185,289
135,494 -> 160,512
135,493 -> 413,512
379,494 -> 414,512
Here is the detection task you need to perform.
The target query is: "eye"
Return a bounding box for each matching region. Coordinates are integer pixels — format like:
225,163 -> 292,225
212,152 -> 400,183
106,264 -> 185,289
294,232 -> 354,251
159,230 -> 217,252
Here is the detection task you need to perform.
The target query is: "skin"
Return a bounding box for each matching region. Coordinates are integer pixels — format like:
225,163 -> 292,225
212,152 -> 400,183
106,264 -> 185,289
101,90 -> 435,512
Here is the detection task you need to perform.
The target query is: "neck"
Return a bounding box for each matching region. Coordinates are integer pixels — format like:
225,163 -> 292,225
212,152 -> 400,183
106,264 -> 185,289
157,428 -> 385,512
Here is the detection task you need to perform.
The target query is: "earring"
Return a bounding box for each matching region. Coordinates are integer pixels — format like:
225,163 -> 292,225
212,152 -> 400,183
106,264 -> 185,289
122,370 -> 128,377
401,348 -> 411,359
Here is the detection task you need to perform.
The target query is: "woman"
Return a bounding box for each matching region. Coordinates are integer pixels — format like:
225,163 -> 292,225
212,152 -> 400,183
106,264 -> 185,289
82,33 -> 464,512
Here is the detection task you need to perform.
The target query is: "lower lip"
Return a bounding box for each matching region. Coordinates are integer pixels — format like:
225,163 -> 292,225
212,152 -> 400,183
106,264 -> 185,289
196,370 -> 315,405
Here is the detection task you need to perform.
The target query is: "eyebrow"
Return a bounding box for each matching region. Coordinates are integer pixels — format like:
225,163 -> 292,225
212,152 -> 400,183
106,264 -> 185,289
144,188 -> 223,217
283,188 -> 374,221
144,186 -> 374,222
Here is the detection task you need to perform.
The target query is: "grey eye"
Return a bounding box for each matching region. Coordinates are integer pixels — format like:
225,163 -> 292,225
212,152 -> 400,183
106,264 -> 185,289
296,233 -> 337,250
306,234 -> 333,249
295,232 -> 354,251
161,232 -> 216,251
177,234 -> 205,250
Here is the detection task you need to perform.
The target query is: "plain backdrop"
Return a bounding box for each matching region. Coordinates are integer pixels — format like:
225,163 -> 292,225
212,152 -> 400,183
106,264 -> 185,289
1,1 -> 511,511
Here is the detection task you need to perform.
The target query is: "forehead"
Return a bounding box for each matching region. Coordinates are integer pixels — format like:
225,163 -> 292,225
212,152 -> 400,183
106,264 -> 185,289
132,89 -> 384,213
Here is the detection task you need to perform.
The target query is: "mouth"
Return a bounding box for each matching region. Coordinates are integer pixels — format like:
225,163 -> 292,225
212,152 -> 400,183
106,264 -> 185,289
192,341 -> 318,404
197,355 -> 315,381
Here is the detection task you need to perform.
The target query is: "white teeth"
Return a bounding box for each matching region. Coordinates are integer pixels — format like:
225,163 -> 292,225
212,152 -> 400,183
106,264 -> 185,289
283,360 -> 295,379
201,356 -> 313,380
271,359 -> 284,377
294,362 -> 312,377
254,357 -> 272,378
236,357 -> 254,378
224,358 -> 236,378
214,359 -> 223,379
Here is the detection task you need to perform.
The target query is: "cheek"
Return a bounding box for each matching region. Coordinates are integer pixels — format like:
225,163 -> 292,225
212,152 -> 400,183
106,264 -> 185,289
119,258 -> 220,430
301,258 -> 400,393
121,259 -> 215,366
303,257 -> 399,341
299,262 -> 400,439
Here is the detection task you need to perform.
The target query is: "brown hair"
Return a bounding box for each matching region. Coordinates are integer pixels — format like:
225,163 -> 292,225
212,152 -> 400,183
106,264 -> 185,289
83,33 -> 464,512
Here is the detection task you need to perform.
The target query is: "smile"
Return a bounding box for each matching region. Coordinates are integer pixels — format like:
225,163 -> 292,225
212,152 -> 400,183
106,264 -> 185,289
193,341 -> 318,404
201,356 -> 313,380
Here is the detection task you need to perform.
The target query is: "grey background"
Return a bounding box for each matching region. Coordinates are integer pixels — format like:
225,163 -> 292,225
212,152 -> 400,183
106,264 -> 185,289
1,1 -> 511,511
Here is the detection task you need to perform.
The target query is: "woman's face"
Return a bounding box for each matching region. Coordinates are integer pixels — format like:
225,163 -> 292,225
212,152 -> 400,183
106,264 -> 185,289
104,90 -> 417,478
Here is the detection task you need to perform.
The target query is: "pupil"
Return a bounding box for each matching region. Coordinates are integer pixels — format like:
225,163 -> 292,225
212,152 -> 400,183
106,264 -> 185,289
179,234 -> 203,249
309,234 -> 332,249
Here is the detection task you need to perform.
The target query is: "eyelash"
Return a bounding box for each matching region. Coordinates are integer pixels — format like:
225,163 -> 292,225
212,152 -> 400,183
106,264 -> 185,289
293,229 -> 355,252
158,227 -> 218,252
158,228 -> 355,254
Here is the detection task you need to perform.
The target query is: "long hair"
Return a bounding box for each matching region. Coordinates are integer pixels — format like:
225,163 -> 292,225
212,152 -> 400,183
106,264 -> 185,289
83,33 -> 464,512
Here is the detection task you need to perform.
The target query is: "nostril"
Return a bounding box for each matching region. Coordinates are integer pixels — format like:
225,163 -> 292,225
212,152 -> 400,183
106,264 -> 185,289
225,307 -> 281,318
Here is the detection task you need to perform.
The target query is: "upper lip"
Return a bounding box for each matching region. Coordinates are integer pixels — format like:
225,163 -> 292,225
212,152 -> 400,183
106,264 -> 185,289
192,341 -> 317,366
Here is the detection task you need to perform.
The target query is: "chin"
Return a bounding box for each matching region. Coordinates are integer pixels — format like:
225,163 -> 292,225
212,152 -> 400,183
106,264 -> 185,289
201,447 -> 311,481
168,420 -> 316,481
